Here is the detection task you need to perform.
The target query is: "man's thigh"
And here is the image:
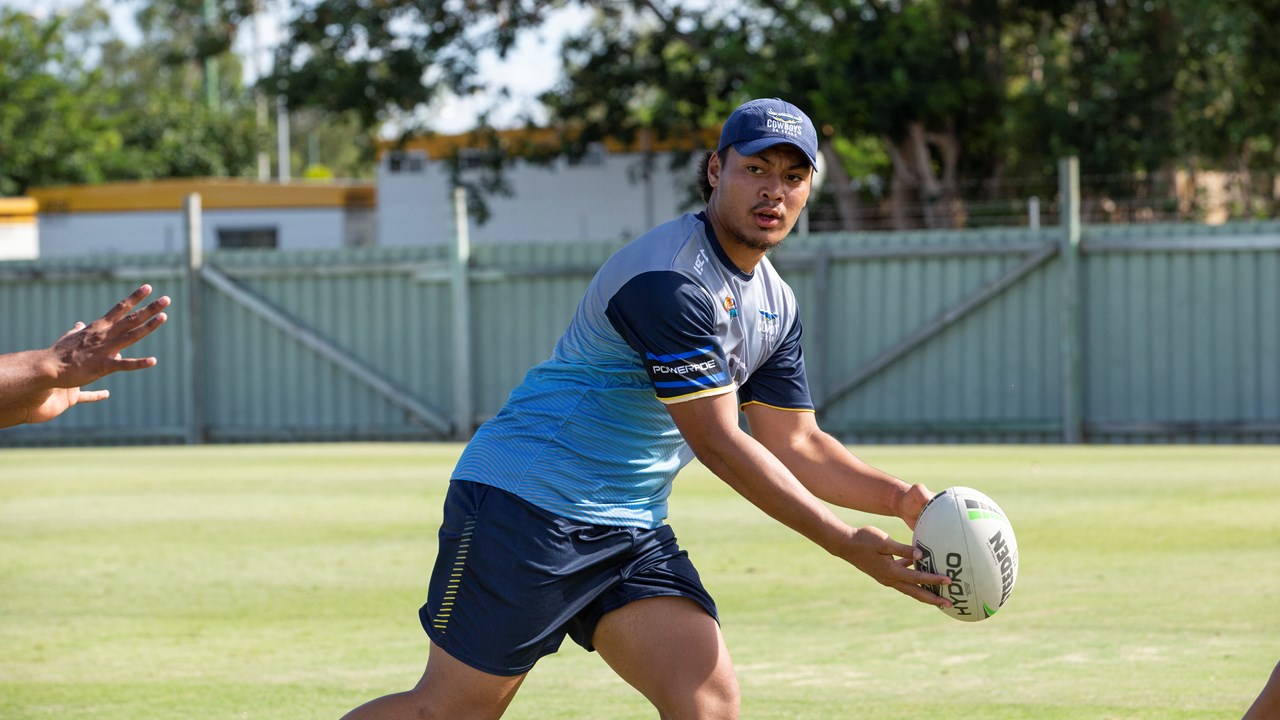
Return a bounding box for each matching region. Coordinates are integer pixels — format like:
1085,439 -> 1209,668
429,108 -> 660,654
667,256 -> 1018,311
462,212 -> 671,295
422,480 -> 658,674
592,596 -> 740,720
341,642 -> 527,720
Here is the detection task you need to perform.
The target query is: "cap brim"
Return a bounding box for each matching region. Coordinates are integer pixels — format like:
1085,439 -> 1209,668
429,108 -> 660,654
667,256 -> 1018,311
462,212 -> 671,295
730,137 -> 818,168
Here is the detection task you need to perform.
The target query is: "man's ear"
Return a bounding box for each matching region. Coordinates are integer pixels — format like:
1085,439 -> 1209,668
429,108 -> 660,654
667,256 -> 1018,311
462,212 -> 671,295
708,150 -> 723,188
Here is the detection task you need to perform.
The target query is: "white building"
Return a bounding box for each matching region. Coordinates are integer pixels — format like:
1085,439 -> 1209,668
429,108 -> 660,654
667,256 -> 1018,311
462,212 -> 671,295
15,128 -> 716,258
29,179 -> 376,257
0,197 -> 39,260
377,128 -> 714,246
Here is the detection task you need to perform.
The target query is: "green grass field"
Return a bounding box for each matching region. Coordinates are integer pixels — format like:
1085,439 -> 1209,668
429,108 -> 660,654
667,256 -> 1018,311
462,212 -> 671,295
1,443 -> 1277,719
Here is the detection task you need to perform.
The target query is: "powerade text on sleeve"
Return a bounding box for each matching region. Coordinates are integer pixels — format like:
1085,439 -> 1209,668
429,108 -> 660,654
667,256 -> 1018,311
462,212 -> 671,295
605,272 -> 733,403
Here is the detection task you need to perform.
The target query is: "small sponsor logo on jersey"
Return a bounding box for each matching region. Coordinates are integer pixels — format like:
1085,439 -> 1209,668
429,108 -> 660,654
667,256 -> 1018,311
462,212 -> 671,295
758,308 -> 779,337
694,249 -> 709,275
650,359 -> 719,375
645,347 -> 727,392
723,295 -> 738,318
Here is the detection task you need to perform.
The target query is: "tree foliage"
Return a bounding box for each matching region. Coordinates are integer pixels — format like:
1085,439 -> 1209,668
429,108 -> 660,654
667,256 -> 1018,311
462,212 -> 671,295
6,0 -> 1276,225
272,0 -> 1271,227
0,5 -> 119,195
0,0 -> 260,195
271,0 -> 572,135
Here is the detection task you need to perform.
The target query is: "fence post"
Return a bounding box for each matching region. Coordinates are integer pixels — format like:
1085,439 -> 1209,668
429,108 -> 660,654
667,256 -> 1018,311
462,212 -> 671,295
183,193 -> 207,444
450,186 -> 474,440
1058,157 -> 1084,443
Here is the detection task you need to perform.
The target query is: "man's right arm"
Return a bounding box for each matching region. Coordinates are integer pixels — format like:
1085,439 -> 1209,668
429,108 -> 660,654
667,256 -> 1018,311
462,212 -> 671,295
665,390 -> 951,608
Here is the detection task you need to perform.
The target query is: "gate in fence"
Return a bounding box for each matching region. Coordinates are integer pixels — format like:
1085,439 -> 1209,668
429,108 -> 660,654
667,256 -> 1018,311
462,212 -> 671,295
2,160 -> 1277,446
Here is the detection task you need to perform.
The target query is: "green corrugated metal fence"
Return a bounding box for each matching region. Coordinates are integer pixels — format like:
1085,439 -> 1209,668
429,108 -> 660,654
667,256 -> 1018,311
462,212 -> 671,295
1082,222 -> 1280,443
1,182 -> 1277,446
779,227 -> 1067,443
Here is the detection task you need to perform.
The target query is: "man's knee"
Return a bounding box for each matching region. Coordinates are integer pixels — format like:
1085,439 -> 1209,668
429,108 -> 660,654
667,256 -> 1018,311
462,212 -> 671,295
654,667 -> 740,720
407,647 -> 526,720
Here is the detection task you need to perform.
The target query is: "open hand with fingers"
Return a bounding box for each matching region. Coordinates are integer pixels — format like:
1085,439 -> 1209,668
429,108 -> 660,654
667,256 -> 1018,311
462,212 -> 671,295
50,284 -> 171,390
0,284 -> 171,428
839,525 -> 954,609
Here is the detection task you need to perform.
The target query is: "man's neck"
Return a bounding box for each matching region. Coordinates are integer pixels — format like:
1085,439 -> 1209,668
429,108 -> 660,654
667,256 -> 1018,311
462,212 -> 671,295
704,207 -> 765,276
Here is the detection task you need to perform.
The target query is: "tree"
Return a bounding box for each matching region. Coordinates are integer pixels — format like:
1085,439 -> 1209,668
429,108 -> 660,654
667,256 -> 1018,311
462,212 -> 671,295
96,31 -> 260,180
0,4 -> 120,195
272,0 -> 1280,228
134,0 -> 259,110
542,1 -> 1049,229
1173,0 -> 1280,216
0,0 -> 263,194
271,0 -> 565,135
275,0 -> 1062,229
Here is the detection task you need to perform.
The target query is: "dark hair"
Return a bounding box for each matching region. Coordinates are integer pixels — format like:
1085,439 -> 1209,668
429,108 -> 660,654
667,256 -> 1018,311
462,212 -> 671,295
696,150 -> 715,203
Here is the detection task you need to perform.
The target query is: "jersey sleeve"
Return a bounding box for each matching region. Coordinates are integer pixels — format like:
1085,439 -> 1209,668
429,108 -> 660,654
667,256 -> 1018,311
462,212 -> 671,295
604,270 -> 735,403
738,315 -> 814,411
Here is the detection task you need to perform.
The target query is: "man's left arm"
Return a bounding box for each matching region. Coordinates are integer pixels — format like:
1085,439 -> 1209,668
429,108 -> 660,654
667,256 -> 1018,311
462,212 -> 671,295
742,404 -> 933,530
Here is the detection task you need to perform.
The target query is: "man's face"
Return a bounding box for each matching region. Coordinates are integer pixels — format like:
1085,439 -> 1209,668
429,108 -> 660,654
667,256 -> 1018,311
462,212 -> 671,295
707,144 -> 813,254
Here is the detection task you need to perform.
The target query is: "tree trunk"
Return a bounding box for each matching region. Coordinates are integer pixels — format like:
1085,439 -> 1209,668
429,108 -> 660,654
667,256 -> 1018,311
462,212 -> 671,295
884,121 -> 962,229
820,141 -> 862,231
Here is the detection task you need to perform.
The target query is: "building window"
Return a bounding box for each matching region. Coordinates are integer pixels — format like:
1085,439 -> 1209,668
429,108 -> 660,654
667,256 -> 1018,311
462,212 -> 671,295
567,142 -> 606,167
387,151 -> 425,173
458,147 -> 503,171
217,227 -> 278,250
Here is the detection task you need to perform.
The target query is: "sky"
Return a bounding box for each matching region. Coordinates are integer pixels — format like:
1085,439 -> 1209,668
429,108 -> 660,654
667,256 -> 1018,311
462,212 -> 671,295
6,0 -> 592,135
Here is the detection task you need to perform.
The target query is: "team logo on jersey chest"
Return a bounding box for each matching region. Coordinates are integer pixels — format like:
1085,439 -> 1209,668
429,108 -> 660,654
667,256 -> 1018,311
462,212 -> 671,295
723,295 -> 738,318
758,308 -> 779,337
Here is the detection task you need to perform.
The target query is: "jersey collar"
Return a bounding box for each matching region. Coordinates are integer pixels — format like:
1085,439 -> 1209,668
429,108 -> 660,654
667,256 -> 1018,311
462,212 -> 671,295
696,211 -> 754,282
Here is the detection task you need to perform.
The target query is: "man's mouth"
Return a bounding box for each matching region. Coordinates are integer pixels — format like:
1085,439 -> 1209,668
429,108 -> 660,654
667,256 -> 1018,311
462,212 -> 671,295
753,206 -> 782,229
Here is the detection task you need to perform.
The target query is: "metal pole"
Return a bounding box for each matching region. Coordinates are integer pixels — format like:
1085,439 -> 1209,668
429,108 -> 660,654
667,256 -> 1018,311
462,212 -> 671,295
183,194 -> 206,444
1058,157 -> 1083,443
275,0 -> 292,182
202,0 -> 219,110
276,94 -> 291,182
450,187 -> 474,439
252,0 -> 270,181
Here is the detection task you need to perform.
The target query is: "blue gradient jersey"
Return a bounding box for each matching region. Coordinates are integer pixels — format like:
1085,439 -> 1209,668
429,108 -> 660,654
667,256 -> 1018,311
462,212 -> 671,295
451,212 -> 813,528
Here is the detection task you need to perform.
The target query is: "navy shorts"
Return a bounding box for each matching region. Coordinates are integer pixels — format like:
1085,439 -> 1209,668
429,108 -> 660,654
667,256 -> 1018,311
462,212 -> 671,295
419,480 -> 718,676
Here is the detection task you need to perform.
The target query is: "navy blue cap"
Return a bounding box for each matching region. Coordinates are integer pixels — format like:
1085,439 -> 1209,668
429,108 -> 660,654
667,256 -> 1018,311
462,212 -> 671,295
717,98 -> 819,168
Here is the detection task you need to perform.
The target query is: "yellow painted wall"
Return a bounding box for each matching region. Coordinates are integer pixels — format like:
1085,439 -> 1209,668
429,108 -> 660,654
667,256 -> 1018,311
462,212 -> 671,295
0,197 -> 39,222
27,179 -> 375,214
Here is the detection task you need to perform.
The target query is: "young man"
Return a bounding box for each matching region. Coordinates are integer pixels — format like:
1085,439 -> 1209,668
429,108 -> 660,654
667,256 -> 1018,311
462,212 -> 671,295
0,284 -> 170,429
342,98 -> 951,720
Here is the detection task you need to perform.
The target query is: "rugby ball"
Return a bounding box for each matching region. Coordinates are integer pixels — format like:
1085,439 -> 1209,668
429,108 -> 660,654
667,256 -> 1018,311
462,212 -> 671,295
913,486 -> 1018,622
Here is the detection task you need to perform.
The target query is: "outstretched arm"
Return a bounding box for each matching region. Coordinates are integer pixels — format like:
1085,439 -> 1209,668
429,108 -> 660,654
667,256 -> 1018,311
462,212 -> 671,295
0,284 -> 170,429
667,391 -> 949,608
742,403 -> 932,529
